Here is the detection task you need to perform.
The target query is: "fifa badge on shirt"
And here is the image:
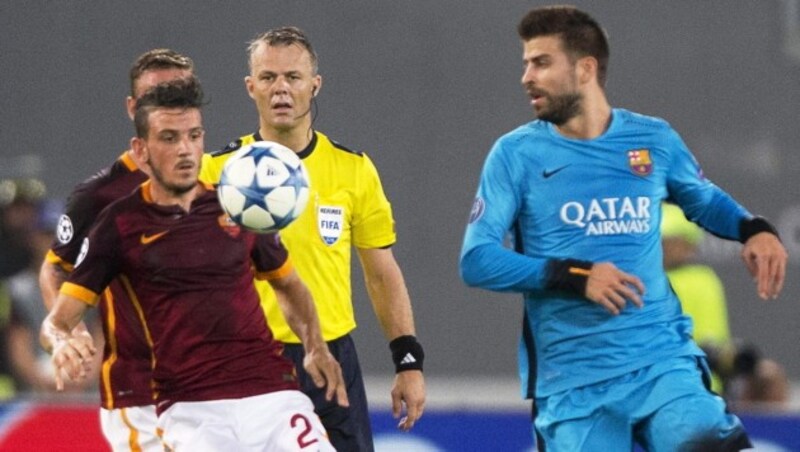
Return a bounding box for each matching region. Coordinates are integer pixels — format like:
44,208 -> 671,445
628,149 -> 653,176
318,205 -> 343,245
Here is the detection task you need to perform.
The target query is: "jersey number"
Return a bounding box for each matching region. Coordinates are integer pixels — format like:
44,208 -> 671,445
291,413 -> 319,448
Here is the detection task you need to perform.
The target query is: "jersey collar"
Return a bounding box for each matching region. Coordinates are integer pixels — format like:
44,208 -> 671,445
253,130 -> 318,160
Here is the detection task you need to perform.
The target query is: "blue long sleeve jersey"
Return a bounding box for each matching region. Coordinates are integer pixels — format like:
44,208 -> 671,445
460,108 -> 751,399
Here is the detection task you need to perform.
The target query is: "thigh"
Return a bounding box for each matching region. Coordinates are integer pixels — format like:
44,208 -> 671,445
237,391 -> 335,452
535,379 -> 636,452
100,406 -> 162,452
636,360 -> 751,452
535,408 -> 633,452
158,400 -> 236,452
284,335 -> 374,451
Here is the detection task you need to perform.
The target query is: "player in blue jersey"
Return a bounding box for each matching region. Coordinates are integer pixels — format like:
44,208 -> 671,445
459,6 -> 787,451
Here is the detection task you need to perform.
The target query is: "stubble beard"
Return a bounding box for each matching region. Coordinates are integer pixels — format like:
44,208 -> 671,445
536,91 -> 583,126
149,163 -> 196,197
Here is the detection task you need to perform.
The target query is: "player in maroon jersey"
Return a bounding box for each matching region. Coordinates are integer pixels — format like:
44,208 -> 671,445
41,77 -> 346,451
38,49 -> 194,451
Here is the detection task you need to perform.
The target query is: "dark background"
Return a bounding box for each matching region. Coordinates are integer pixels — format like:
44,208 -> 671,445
2,1 -> 798,383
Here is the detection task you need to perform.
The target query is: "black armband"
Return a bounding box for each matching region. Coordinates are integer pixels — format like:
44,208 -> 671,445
739,216 -> 780,243
544,258 -> 593,296
390,335 -> 424,373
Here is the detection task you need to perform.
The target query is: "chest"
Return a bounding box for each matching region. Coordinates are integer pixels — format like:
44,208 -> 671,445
118,202 -> 252,278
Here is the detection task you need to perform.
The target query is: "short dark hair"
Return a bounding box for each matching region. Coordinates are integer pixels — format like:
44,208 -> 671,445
133,76 -> 204,138
518,6 -> 609,87
129,48 -> 194,96
247,26 -> 318,74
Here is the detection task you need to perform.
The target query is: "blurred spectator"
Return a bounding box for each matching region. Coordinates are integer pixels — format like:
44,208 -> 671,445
661,202 -> 790,410
0,282 -> 17,399
3,197 -> 99,394
0,178 -> 46,279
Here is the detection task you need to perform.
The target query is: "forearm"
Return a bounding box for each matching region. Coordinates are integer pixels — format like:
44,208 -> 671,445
39,260 -> 68,311
364,261 -> 416,340
39,295 -> 90,354
460,242 -> 545,292
273,277 -> 326,352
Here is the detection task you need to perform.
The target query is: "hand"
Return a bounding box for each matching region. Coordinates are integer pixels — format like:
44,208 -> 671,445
585,262 -> 645,315
303,348 -> 349,407
391,370 -> 425,431
741,232 -> 787,300
51,330 -> 96,391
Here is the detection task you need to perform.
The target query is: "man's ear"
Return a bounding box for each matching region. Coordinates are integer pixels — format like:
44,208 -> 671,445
577,56 -> 598,85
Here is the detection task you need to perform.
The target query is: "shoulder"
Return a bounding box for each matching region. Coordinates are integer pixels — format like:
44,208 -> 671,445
209,134 -> 258,158
613,108 -> 679,139
492,121 -> 551,154
66,154 -> 146,212
315,131 -> 364,158
483,121 -> 550,168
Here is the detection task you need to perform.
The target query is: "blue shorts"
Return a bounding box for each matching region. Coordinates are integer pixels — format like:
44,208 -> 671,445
283,334 -> 374,452
534,355 -> 751,451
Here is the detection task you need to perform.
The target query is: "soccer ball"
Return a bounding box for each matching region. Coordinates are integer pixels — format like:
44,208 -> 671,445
217,141 -> 310,233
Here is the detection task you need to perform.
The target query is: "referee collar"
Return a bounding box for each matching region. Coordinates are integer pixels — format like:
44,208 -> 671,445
252,130 -> 318,161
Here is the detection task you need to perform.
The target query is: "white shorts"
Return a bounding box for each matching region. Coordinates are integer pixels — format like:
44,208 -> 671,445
158,390 -> 334,452
100,405 -> 162,452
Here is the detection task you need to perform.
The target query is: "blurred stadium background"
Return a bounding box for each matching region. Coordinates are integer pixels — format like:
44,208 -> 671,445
1,1 -> 799,450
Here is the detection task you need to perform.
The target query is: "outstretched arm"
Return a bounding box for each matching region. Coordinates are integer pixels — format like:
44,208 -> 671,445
269,270 -> 349,407
357,247 -> 425,431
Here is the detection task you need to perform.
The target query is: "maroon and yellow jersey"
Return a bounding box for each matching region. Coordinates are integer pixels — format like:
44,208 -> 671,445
45,152 -> 153,409
60,181 -> 299,414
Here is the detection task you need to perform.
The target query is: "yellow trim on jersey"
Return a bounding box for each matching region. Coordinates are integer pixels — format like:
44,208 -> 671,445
120,151 -> 139,171
60,282 -> 99,306
255,257 -> 294,281
45,249 -> 75,272
101,287 -> 118,409
201,131 -> 397,342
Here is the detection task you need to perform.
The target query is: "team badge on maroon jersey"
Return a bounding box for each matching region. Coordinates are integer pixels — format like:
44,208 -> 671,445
218,214 -> 242,238
628,149 -> 653,176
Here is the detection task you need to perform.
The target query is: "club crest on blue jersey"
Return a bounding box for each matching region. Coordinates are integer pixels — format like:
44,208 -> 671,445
628,149 -> 653,176
469,196 -> 485,224
318,205 -> 343,245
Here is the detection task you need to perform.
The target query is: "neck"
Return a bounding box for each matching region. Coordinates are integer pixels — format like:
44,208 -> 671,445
554,89 -> 612,140
259,123 -> 314,153
147,181 -> 203,212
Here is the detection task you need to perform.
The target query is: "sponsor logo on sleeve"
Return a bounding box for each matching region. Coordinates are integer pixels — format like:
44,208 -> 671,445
468,197 -> 485,224
57,214 -> 74,244
75,238 -> 89,267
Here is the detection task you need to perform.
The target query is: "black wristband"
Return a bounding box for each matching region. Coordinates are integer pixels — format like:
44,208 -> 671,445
544,258 -> 594,296
389,335 -> 424,373
739,216 -> 779,244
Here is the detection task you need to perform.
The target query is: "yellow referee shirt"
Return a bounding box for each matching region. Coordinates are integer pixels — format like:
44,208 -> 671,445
200,131 -> 396,343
